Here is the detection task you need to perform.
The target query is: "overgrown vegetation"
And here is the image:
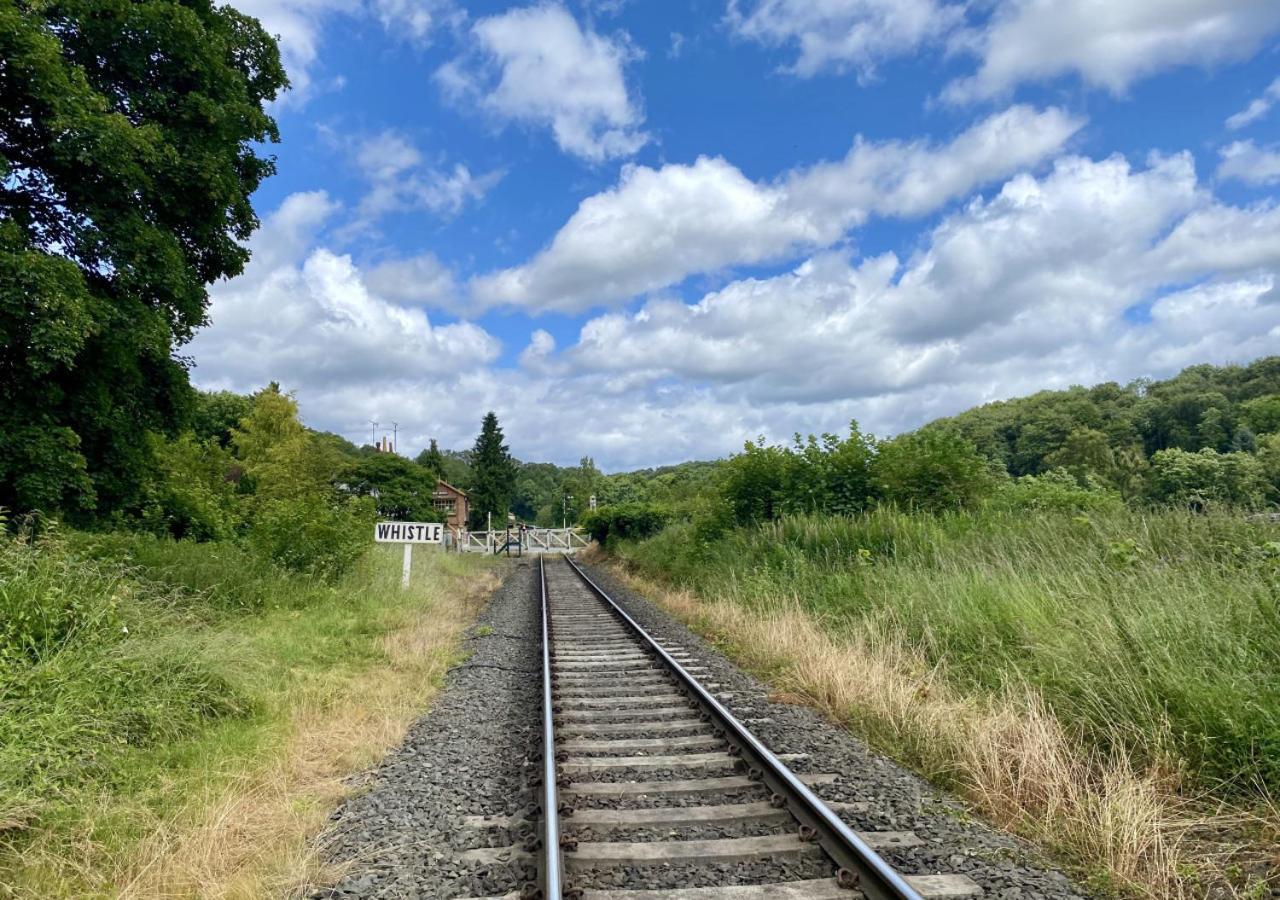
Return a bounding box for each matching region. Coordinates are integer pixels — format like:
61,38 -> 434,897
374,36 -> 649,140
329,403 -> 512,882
589,358 -> 1280,896
0,526 -> 495,895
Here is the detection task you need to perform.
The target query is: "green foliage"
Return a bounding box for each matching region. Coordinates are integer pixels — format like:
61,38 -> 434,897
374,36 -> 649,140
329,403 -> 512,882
616,506 -> 1280,796
191,391 -> 253,448
415,438 -> 446,481
988,468 -> 1124,513
467,412 -> 516,528
139,432 -> 239,541
1146,448 -> 1268,508
231,386 -> 343,501
720,425 -> 876,525
0,0 -> 286,520
580,502 -> 671,545
1240,395 -> 1280,436
246,495 -> 374,578
874,429 -> 995,511
934,358 -> 1280,479
342,453 -> 444,521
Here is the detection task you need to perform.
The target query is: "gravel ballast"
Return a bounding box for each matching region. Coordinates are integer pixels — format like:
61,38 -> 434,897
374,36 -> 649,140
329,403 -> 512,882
312,556 -> 1093,899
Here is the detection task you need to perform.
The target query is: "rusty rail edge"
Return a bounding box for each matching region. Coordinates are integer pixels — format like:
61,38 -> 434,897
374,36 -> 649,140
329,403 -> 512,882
562,555 -> 923,900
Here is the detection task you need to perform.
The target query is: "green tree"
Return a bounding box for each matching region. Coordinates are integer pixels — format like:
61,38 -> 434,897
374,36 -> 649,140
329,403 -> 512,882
231,387 -> 340,501
1147,448 -> 1267,508
192,390 -> 252,448
874,430 -> 995,512
467,412 -> 515,529
343,453 -> 444,521
1044,427 -> 1115,483
0,0 -> 286,518
720,439 -> 794,524
140,432 -> 238,540
415,439 -> 447,482
1240,395 -> 1280,436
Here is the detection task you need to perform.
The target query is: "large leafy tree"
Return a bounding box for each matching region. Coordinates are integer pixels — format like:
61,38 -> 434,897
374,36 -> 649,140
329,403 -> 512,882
343,452 -> 444,522
0,0 -> 286,517
468,412 -> 515,529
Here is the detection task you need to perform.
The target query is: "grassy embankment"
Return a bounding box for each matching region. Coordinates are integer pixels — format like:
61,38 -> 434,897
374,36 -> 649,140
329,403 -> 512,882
607,507 -> 1280,898
0,530 -> 499,898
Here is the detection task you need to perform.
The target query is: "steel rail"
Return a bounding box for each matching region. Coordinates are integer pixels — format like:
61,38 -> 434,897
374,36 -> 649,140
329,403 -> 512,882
538,556 -> 565,899
562,555 -> 923,900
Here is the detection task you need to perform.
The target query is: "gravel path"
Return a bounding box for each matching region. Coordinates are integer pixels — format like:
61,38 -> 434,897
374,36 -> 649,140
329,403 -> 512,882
311,557 -> 1093,899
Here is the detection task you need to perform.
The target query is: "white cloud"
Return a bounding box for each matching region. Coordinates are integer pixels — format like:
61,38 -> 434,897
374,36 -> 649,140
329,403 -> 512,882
436,4 -> 647,161
1226,77 -> 1280,129
558,153 -> 1280,421
363,253 -> 459,309
471,105 -> 1082,313
229,0 -> 457,104
332,129 -> 503,229
726,0 -> 963,77
1217,140 -> 1280,186
188,159 -> 1280,472
189,192 -> 499,395
945,0 -> 1280,103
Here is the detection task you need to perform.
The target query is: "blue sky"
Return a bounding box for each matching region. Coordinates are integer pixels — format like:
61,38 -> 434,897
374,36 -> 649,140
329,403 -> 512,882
190,0 -> 1280,469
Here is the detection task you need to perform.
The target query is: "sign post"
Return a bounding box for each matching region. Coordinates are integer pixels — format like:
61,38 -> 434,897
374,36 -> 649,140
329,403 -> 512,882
374,521 -> 443,588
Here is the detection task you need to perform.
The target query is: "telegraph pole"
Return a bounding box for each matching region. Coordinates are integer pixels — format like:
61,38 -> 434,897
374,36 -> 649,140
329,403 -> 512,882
370,420 -> 379,447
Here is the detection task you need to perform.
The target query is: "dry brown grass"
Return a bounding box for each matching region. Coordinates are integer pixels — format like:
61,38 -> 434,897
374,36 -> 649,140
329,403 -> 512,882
108,564 -> 500,900
608,565 -> 1273,898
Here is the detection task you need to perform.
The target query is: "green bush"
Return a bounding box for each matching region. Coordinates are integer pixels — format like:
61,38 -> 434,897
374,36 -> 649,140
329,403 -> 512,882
138,433 -> 239,541
246,495 -> 375,578
1146,447 -> 1268,508
581,502 -> 672,545
873,429 -> 996,511
988,468 -> 1124,513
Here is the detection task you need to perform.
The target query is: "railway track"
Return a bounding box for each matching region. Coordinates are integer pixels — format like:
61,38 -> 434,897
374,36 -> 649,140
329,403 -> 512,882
505,555 -> 985,900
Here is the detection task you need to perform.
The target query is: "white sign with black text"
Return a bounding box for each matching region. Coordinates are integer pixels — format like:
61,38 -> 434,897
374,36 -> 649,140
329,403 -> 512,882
374,521 -> 443,588
374,521 -> 443,544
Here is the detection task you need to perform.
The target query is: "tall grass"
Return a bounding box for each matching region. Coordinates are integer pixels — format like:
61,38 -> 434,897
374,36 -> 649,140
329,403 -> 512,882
0,529 -> 497,896
621,507 -> 1280,798
611,507 -> 1280,895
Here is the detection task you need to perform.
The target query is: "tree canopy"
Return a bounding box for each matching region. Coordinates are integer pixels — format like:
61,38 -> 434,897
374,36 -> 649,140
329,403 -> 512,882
0,0 -> 286,518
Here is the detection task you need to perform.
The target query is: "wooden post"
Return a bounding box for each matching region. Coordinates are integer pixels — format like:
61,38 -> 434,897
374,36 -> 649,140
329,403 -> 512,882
402,542 -> 412,588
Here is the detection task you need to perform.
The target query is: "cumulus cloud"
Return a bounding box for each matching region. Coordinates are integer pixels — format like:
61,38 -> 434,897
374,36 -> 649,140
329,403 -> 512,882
471,105 -> 1082,313
1226,77 -> 1280,130
189,192 -> 500,395
189,158 -> 1280,471
1217,140 -> 1280,186
363,253 -> 459,310
560,154 -> 1280,416
436,4 -> 647,162
726,0 -> 963,77
944,0 -> 1280,103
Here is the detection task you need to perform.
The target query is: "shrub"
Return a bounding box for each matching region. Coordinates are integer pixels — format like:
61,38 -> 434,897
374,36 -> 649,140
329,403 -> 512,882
581,502 -> 671,545
1146,447 -> 1268,508
139,433 -> 239,541
988,468 -> 1124,513
873,429 -> 995,511
246,495 -> 374,578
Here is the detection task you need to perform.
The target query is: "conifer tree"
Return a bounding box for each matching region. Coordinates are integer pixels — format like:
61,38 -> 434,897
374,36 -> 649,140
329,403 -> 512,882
416,439 -> 447,481
468,413 -> 515,529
